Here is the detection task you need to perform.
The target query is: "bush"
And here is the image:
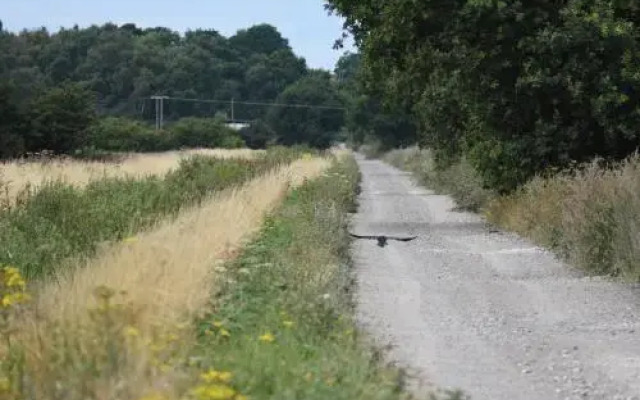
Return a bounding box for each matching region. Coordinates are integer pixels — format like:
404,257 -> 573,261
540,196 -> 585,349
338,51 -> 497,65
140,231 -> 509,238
86,117 -> 169,152
167,117 -> 245,149
28,82 -> 97,154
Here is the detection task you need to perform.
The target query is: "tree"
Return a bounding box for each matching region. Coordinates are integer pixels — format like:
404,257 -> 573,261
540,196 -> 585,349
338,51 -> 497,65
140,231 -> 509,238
0,84 -> 26,158
29,83 -> 97,153
327,0 -> 640,191
266,73 -> 345,149
229,24 -> 290,55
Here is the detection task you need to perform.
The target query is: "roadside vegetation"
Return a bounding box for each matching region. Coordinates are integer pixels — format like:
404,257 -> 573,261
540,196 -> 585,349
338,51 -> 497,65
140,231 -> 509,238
0,147 -> 303,279
187,155 -> 411,400
383,146 -> 640,282
0,148 -> 260,206
0,152 -> 438,400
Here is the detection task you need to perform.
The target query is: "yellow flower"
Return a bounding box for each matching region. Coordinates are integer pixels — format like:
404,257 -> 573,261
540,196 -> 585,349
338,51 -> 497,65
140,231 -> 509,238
302,153 -> 313,160
200,369 -> 233,383
137,393 -> 167,400
212,321 -> 224,328
123,326 -> 140,337
1,292 -> 31,308
258,332 -> 275,343
282,320 -> 294,328
3,267 -> 25,289
219,329 -> 231,338
191,384 -> 236,400
0,376 -> 10,392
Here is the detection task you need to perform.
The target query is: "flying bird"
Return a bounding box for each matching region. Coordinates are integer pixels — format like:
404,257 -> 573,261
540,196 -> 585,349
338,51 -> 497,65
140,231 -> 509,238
349,233 -> 418,247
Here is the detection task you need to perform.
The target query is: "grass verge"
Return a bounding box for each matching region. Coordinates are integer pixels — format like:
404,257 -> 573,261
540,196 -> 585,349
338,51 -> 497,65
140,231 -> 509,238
384,147 -> 494,212
382,146 -> 640,281
0,147 -> 303,279
1,156 -> 330,400
486,155 -> 640,280
189,154 -> 414,400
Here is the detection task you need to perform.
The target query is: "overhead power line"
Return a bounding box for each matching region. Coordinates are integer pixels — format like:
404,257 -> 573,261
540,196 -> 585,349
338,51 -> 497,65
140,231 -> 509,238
148,95 -> 345,131
163,96 -> 346,110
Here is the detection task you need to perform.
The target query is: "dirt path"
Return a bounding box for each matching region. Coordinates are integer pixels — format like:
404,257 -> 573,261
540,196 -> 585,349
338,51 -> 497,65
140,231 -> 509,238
351,155 -> 640,400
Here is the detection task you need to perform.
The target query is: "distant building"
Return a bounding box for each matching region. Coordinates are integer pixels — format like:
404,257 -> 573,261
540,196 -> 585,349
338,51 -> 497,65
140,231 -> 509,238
225,122 -> 251,131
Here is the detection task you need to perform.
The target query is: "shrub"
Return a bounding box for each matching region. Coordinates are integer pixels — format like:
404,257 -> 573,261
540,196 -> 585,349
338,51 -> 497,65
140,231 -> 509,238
28,83 -> 97,154
86,116 -> 169,152
167,117 -> 244,149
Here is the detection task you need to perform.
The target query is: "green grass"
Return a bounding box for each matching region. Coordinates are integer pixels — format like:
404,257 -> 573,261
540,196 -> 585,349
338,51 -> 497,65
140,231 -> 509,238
384,147 -> 494,212
188,155 -> 420,400
0,147 -> 305,279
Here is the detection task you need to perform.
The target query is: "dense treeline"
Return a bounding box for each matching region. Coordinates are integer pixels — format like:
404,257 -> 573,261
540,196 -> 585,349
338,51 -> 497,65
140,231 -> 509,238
0,21 -> 347,156
327,0 -> 640,192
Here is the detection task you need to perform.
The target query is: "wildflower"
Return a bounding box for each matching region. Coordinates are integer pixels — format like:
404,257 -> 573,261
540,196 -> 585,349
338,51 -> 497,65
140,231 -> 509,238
123,326 -> 140,337
282,320 -> 294,328
302,153 -> 313,160
137,393 -> 168,400
258,332 -> 275,343
123,236 -> 138,244
191,384 -> 236,400
0,376 -> 10,392
212,321 -> 224,328
200,369 -> 233,383
219,329 -> 231,338
1,292 -> 31,307
3,267 -> 25,289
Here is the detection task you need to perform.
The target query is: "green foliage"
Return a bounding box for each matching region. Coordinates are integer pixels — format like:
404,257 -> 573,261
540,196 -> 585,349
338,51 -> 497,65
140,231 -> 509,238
335,52 -> 417,151
0,84 -> 26,158
192,156 -> 416,400
86,116 -> 165,152
266,73 -> 345,149
0,21 -> 352,153
327,0 -> 640,191
0,149 -> 299,279
384,147 -> 494,212
167,117 -> 244,149
28,82 -> 97,154
486,155 -> 640,281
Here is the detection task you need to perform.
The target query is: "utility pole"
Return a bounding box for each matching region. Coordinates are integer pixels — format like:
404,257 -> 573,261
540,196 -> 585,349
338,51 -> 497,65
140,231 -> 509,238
151,95 -> 169,131
231,97 -> 235,123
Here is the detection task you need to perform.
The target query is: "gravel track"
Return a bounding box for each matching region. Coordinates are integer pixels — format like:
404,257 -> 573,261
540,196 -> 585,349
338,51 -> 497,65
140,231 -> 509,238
351,156 -> 640,400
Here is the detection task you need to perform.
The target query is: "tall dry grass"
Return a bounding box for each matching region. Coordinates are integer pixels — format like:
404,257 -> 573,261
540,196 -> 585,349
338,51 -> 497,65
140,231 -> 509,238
384,147 -> 494,211
0,149 -> 262,206
4,156 -> 330,400
486,154 -> 640,280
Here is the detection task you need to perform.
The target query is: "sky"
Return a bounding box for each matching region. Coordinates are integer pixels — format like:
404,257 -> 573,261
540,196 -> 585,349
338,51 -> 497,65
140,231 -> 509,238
0,0 -> 356,71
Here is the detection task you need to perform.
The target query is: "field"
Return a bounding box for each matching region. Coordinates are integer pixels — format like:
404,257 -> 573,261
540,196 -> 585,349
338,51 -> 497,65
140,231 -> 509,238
0,149 -> 263,208
0,148 -> 414,400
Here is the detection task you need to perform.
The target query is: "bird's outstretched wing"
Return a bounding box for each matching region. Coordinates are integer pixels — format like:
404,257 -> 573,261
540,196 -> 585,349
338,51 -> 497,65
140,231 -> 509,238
387,236 -> 418,242
349,233 -> 379,240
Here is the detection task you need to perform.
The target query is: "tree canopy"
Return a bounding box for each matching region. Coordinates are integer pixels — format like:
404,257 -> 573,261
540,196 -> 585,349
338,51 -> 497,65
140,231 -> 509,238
0,22 -> 307,121
326,0 -> 640,191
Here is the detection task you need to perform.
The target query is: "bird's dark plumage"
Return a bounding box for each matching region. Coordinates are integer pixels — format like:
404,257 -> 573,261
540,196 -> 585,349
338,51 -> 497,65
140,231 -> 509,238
349,233 -> 418,247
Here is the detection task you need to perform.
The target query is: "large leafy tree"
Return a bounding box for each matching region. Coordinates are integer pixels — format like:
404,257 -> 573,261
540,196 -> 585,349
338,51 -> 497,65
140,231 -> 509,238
266,72 -> 345,149
29,82 -> 97,153
326,0 -> 640,191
